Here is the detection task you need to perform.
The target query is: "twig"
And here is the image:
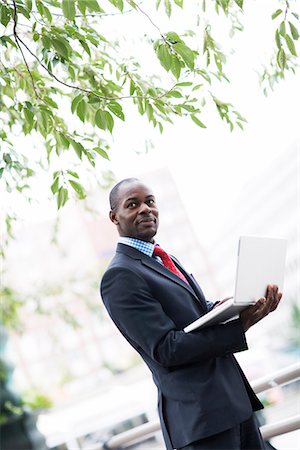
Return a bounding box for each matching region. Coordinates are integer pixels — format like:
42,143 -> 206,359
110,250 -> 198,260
126,0 -> 166,41
284,2 -> 289,21
12,0 -> 40,99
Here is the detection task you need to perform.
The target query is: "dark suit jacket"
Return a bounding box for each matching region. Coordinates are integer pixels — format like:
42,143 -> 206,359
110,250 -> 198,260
100,243 -> 263,449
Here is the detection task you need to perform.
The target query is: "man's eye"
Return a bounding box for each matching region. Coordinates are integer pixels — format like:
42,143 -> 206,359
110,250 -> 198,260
128,202 -> 136,208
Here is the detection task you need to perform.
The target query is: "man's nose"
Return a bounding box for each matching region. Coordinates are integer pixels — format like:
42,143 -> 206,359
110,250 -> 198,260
139,202 -> 151,214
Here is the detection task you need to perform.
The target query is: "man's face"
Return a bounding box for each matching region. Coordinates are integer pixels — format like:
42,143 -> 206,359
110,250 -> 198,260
109,181 -> 159,242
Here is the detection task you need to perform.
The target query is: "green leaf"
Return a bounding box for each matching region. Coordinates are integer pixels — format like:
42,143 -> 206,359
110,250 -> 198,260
272,9 -> 282,20
87,95 -> 100,106
71,94 -> 84,113
192,84 -> 203,91
292,12 -> 299,21
108,0 -> 124,11
41,35 -> 51,49
156,44 -> 172,71
130,79 -> 136,95
42,5 -> 52,22
145,102 -> 154,121
62,0 -> 76,21
279,21 -> 286,37
285,34 -> 297,56
166,32 -> 181,44
25,0 -> 33,13
67,170 -> 79,178
80,40 -> 91,56
277,48 -> 286,69
191,115 -> 206,128
154,100 -> 166,114
95,109 -> 107,130
57,187 -> 69,209
164,0 -> 172,17
86,0 -> 103,13
107,103 -> 125,121
25,101 -> 34,112
77,1 -> 87,15
289,22 -> 299,40
68,65 -> 76,80
0,35 -> 17,48
0,5 -> 11,27
70,140 -> 84,159
168,90 -> 182,98
51,177 -> 59,194
69,180 -> 86,199
3,153 -> 12,164
174,0 -> 183,7
24,108 -> 34,128
234,0 -> 243,9
77,99 -> 87,122
173,43 -> 195,69
176,82 -> 193,87
93,147 -> 109,160
36,1 -> 44,16
52,38 -> 69,59
59,133 -> 70,149
275,29 -> 281,49
44,96 -> 58,109
104,111 -> 114,133
170,54 -> 181,79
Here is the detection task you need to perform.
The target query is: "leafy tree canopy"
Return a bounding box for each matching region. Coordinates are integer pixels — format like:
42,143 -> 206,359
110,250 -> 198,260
0,0 -> 299,233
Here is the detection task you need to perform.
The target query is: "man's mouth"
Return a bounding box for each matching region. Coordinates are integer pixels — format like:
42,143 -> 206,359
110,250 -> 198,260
139,217 -> 156,224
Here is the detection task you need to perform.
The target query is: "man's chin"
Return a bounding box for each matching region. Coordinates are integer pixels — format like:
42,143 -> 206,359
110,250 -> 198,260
137,228 -> 157,242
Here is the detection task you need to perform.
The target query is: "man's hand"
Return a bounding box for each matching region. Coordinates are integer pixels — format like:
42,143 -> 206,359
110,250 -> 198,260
240,284 -> 282,332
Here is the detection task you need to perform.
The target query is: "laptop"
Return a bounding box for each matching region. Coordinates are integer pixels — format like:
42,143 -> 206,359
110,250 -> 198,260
184,235 -> 287,333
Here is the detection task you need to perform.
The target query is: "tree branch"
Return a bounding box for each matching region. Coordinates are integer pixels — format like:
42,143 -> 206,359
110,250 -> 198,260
10,0 -> 183,106
14,32 -> 180,103
12,0 -> 40,99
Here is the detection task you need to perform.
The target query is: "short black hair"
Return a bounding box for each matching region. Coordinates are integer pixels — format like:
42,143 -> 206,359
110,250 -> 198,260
109,178 -> 140,210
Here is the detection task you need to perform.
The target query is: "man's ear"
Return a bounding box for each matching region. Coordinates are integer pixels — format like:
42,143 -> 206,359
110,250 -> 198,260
109,210 -> 119,225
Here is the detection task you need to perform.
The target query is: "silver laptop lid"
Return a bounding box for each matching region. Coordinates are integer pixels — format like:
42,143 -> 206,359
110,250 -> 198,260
233,235 -> 287,304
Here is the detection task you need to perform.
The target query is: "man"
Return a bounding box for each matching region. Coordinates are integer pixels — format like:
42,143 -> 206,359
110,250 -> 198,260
100,178 -> 282,450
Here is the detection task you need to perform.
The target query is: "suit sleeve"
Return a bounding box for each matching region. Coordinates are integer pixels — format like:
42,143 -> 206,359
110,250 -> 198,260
100,267 -> 248,368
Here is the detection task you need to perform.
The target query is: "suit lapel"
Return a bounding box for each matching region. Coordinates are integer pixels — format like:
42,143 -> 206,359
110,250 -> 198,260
116,243 -> 207,310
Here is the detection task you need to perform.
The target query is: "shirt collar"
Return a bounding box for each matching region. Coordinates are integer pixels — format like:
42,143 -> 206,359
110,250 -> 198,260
118,237 -> 155,258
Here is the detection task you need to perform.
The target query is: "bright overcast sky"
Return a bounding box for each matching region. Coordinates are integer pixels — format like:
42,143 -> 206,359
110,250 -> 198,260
104,1 -> 300,244
8,1 -> 300,245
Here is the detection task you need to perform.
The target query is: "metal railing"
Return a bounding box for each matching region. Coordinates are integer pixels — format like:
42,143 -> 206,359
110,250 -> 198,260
102,362 -> 300,450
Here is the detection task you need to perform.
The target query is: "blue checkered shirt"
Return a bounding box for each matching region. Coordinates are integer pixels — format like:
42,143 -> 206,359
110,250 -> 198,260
118,237 -> 156,258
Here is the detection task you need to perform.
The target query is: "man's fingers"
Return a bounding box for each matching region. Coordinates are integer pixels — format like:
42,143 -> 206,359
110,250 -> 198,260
269,291 -> 282,312
241,286 -> 282,332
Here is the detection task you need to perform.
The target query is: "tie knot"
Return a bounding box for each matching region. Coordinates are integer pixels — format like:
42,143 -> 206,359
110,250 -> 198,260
153,245 -> 168,258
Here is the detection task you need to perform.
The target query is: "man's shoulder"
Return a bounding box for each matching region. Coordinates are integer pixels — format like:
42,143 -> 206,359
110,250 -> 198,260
104,245 -> 143,272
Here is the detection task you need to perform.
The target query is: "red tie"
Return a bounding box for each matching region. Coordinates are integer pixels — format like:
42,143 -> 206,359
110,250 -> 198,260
153,245 -> 188,283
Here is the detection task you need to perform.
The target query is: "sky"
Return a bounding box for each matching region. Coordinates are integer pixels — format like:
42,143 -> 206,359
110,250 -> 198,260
100,0 -> 300,245
5,0 -> 300,247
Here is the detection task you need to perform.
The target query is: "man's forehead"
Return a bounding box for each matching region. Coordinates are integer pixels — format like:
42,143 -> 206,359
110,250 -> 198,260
119,181 -> 154,200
